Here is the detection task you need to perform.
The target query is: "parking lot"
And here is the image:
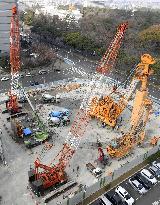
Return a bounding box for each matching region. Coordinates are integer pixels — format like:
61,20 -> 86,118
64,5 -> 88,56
90,160 -> 160,205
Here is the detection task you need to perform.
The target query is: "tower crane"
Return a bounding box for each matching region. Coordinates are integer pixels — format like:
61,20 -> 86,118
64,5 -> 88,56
106,54 -> 155,158
28,22 -> 128,194
6,6 -> 21,114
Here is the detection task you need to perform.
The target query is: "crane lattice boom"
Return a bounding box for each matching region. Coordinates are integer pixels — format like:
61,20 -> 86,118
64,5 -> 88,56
7,6 -> 21,113
97,22 -> 128,75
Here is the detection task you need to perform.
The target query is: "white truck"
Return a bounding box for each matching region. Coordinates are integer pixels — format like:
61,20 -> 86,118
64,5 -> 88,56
86,163 -> 102,178
41,93 -> 60,103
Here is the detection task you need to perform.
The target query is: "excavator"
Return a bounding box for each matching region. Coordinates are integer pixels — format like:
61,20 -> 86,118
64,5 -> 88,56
106,54 -> 155,158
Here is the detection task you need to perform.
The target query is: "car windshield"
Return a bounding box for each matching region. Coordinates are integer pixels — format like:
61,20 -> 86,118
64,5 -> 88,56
149,174 -> 154,179
125,194 -> 131,200
156,170 -> 160,175
138,184 -> 143,190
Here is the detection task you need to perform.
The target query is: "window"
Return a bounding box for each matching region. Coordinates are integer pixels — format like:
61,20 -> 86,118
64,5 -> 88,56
138,184 -> 143,190
143,172 -> 149,178
125,194 -> 131,200
119,191 -> 124,197
149,174 -> 154,179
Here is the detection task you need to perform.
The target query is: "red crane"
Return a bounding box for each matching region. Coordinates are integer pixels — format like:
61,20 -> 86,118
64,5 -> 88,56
29,22 -> 128,195
6,6 -> 21,114
96,22 -> 128,75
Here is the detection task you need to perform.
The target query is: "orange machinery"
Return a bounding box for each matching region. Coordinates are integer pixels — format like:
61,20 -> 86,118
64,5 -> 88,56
89,95 -> 126,127
106,54 -> 155,158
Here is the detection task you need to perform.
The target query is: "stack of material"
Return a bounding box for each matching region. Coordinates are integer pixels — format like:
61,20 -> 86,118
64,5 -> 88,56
65,83 -> 81,92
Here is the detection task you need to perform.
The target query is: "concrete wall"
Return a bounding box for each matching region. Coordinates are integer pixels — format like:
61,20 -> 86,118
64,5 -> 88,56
0,0 -> 17,54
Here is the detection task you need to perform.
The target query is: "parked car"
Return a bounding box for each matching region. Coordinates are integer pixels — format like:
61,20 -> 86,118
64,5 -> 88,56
1,76 -> 10,81
90,197 -> 112,205
26,72 -> 32,77
152,161 -> 160,170
100,195 -> 113,205
148,166 -> 160,178
39,70 -> 47,75
104,192 -> 127,205
30,81 -> 39,86
90,198 -> 104,205
19,73 -> 24,78
86,163 -> 102,178
134,173 -> 152,190
140,168 -> 157,184
115,186 -> 135,205
129,177 -> 147,194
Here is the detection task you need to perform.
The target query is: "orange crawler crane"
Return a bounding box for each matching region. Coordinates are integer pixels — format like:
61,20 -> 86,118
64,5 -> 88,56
107,54 -> 155,158
6,6 -> 21,114
89,22 -> 128,127
89,95 -> 126,127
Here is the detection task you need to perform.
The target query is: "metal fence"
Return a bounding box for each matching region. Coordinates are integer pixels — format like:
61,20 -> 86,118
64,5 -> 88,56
62,144 -> 160,205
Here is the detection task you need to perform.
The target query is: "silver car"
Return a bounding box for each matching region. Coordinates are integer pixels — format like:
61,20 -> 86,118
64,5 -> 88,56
129,177 -> 147,194
152,161 -> 160,170
149,166 -> 160,178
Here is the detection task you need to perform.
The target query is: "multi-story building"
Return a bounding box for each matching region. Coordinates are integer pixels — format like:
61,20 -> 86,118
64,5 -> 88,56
0,0 -> 17,55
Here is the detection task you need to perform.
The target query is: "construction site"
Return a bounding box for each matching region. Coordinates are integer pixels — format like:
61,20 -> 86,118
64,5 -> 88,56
0,4 -> 160,205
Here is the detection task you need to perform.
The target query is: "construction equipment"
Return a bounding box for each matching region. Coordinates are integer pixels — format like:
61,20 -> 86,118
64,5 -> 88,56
96,22 -> 128,75
41,93 -> 60,103
88,23 -> 130,127
150,136 -> 159,146
21,88 -> 49,147
89,95 -> 126,127
6,6 -> 21,114
107,54 -> 155,158
28,22 -> 128,195
97,147 -> 111,166
89,62 -> 142,128
86,163 -> 102,178
48,110 -> 70,127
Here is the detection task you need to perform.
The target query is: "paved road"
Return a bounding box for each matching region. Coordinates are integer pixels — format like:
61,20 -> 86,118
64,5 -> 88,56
0,49 -> 159,100
136,182 -> 160,205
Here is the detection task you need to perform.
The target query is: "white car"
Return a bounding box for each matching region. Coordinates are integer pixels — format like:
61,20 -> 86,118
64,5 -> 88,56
115,186 -> 135,205
149,166 -> 160,178
100,195 -> 113,205
140,169 -> 157,184
19,73 -> 24,78
1,76 -> 10,81
26,72 -> 32,77
152,161 -> 160,170
129,177 -> 147,194
39,70 -> 47,75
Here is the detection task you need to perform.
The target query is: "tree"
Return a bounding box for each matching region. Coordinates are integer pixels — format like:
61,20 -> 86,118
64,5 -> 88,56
24,10 -> 35,26
139,25 -> 160,42
138,24 -> 160,53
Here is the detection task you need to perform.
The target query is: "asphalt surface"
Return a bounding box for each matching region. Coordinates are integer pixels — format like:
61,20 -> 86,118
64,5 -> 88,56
91,163 -> 160,205
0,49 -> 159,100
